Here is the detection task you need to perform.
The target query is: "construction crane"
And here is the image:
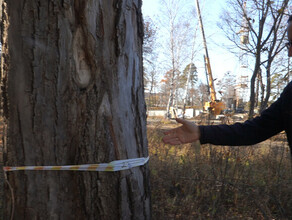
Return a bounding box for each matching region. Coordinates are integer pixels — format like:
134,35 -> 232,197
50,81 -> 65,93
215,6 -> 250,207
195,0 -> 225,115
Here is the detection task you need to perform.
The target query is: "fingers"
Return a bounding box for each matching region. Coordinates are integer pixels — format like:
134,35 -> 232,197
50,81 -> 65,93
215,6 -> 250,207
163,130 -> 172,135
162,119 -> 193,145
163,127 -> 178,135
162,137 -> 182,145
163,129 -> 178,143
162,133 -> 177,142
163,125 -> 184,145
163,119 -> 190,136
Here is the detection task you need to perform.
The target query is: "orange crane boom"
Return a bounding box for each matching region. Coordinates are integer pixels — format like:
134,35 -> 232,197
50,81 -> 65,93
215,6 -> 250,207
195,0 -> 216,102
195,0 -> 225,115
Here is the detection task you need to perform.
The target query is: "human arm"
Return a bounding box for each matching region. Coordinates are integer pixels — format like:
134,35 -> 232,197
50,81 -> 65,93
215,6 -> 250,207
162,105 -> 283,146
199,82 -> 292,146
163,82 -> 291,146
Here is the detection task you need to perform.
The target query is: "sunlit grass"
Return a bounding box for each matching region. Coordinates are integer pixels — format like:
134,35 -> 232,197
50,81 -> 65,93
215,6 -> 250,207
148,120 -> 292,219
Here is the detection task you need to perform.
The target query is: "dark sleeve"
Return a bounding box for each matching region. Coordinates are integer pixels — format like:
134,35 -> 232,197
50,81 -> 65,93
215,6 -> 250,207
199,82 -> 292,146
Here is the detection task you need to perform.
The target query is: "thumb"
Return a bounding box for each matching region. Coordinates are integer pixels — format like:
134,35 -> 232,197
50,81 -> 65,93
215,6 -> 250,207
176,118 -> 197,128
175,118 -> 188,125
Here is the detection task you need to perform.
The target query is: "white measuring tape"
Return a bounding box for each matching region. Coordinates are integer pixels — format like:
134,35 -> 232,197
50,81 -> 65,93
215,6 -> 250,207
3,156 -> 149,172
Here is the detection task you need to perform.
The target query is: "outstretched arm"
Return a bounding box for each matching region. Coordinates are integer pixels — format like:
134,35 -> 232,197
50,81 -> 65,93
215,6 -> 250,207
199,83 -> 291,146
163,82 -> 291,146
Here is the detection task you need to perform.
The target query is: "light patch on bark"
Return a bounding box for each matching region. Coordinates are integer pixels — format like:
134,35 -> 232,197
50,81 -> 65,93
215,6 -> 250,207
98,93 -> 111,117
73,27 -> 92,88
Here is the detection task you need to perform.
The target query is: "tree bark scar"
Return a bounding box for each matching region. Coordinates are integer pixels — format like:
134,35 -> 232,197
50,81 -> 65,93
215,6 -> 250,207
114,0 -> 123,57
72,0 -> 95,89
73,27 -> 92,88
96,6 -> 104,39
107,116 -> 120,160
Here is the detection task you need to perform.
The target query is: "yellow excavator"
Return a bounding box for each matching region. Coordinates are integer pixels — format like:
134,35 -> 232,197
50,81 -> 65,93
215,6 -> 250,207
195,0 -> 225,115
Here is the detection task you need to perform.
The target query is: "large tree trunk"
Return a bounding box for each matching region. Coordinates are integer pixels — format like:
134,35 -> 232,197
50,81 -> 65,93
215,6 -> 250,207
1,0 -> 150,219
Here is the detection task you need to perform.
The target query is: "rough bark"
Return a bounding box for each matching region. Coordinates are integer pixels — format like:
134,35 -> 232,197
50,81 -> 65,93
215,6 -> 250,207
1,0 -> 150,219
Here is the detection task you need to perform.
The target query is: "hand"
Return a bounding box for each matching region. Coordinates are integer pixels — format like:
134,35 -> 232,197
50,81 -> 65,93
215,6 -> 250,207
162,118 -> 200,145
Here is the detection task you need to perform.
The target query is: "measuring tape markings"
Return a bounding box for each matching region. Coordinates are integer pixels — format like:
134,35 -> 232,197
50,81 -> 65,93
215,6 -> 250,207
3,156 -> 149,172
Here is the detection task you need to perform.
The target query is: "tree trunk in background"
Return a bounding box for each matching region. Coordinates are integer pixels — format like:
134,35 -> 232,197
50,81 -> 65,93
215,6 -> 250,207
166,69 -> 175,118
248,73 -> 256,119
248,49 -> 262,119
1,0 -> 150,219
259,69 -> 266,113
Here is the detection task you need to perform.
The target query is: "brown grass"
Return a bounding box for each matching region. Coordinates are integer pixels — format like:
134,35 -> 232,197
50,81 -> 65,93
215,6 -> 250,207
148,120 -> 292,219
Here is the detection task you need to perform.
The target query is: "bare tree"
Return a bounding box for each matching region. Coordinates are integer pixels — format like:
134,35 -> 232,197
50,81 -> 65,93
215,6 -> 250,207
219,0 -> 290,118
143,16 -> 158,90
216,71 -> 237,109
182,63 -> 198,117
270,70 -> 289,101
1,0 -> 150,219
195,82 -> 210,108
158,0 -> 195,118
143,17 -> 159,108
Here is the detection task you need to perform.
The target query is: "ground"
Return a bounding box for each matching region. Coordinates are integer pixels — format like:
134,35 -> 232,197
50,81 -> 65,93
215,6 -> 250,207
147,117 -> 291,219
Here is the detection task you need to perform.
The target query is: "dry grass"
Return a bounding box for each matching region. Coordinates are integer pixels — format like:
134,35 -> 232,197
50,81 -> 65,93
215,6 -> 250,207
148,119 -> 292,219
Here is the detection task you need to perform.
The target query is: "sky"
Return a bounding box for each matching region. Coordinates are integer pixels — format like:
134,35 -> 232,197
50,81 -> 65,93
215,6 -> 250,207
142,0 -> 248,90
